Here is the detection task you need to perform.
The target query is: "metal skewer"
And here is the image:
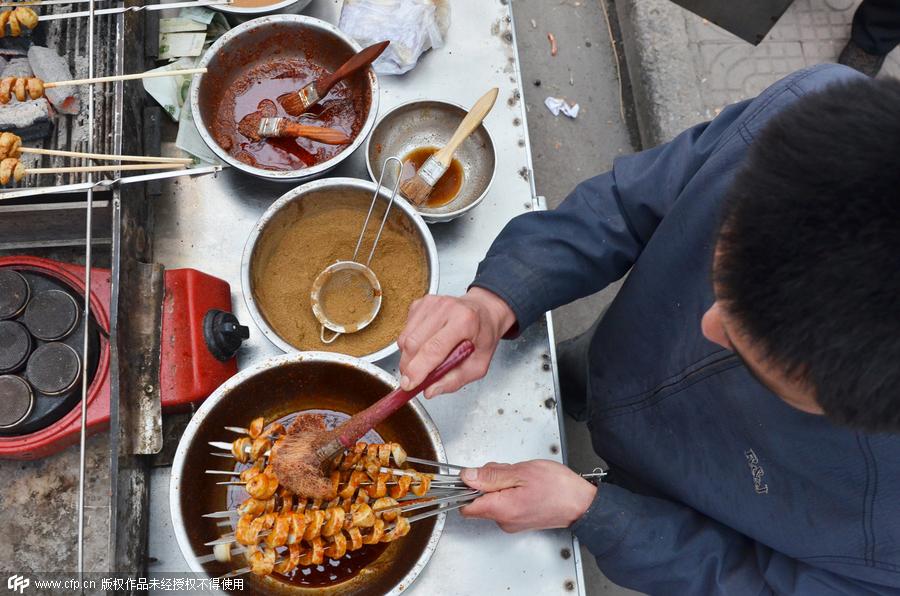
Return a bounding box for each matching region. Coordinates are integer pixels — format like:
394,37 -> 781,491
76,0 -> 97,583
214,479 -> 469,489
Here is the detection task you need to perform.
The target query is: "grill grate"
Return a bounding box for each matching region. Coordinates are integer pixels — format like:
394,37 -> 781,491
0,8 -> 120,190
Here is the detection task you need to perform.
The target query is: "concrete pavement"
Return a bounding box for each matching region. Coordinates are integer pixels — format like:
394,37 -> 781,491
511,1 -> 638,594
617,0 -> 900,146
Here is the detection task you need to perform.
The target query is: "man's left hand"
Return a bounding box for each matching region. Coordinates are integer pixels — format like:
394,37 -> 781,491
460,460 -> 597,532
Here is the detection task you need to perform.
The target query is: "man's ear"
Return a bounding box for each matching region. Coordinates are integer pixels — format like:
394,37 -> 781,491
701,302 -> 733,350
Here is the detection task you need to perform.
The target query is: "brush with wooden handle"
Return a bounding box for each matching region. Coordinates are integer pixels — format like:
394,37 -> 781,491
238,99 -> 351,145
279,40 -> 390,117
271,340 -> 475,498
400,87 -> 499,205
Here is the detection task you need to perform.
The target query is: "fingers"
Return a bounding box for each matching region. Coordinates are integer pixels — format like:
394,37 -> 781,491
401,315 -> 476,391
460,491 -> 505,519
424,352 -> 491,398
461,462 -> 520,492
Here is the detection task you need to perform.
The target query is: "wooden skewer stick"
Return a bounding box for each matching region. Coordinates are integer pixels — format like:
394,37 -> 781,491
20,147 -> 193,164
0,0 -> 112,7
43,68 -> 206,89
36,0 -> 233,21
27,163 -> 185,175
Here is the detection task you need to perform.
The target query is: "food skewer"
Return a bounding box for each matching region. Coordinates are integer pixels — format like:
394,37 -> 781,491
0,163 -> 221,200
224,427 -> 465,471
208,441 -> 461,483
0,68 -> 206,105
38,0 -> 231,19
0,157 -> 183,185
279,40 -> 390,116
0,1 -> 231,37
204,491 -> 481,548
0,0 -> 115,7
400,87 -> 499,205
272,341 -> 475,497
0,132 -> 192,163
217,503 -> 458,580
237,100 -> 351,145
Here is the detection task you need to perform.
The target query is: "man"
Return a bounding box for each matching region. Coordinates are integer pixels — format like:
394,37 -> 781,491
396,64 -> 900,595
839,0 -> 900,77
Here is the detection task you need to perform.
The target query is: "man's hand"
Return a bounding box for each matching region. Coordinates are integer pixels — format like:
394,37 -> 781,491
460,460 -> 598,533
398,287 -> 516,398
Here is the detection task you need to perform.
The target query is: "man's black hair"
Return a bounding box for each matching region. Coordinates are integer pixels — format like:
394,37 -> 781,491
715,75 -> 900,434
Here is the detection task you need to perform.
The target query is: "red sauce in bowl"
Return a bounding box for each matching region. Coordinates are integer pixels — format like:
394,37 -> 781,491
211,57 -> 366,172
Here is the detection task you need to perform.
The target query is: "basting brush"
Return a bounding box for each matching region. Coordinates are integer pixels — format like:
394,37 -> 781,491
238,100 -> 351,145
271,340 -> 475,498
279,40 -> 390,117
400,87 -> 498,205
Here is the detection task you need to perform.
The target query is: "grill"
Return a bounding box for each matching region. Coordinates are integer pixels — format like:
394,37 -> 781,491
0,9 -> 121,191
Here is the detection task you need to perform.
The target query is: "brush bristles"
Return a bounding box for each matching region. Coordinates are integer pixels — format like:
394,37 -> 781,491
400,173 -> 434,205
278,92 -> 309,118
270,430 -> 337,500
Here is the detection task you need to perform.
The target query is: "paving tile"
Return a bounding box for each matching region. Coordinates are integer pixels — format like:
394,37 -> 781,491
678,0 -> 900,117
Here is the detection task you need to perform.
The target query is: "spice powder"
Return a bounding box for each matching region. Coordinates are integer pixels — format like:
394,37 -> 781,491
251,191 -> 429,357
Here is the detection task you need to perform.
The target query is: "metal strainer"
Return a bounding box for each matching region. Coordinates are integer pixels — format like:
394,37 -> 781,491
311,157 -> 403,344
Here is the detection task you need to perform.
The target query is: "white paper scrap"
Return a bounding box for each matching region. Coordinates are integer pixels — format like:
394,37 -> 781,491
544,96 -> 580,118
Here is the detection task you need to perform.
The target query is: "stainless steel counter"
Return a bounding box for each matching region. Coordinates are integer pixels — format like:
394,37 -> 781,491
148,0 -> 586,593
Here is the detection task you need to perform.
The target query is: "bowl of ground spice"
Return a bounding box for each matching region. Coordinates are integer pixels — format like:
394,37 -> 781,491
242,178 -> 439,361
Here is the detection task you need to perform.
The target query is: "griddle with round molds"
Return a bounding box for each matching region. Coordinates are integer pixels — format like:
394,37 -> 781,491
0,268 -> 99,435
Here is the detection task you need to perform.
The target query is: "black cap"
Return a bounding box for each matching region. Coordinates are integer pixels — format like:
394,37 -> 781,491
22,289 -> 80,341
0,269 -> 30,320
26,342 -> 81,396
0,320 -> 32,374
0,375 -> 33,428
203,309 -> 249,362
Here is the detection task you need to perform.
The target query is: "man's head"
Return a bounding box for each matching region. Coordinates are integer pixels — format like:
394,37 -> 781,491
702,75 -> 900,433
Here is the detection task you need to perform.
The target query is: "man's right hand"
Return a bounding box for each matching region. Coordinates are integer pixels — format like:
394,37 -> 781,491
398,287 -> 516,398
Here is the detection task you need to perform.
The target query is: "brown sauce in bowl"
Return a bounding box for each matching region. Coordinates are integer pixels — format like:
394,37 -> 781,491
400,146 -> 465,208
211,58 -> 366,171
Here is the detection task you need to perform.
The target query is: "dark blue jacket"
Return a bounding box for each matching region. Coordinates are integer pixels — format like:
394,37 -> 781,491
471,65 -> 900,595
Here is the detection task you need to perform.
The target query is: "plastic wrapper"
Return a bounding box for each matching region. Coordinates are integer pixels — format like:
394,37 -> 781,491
339,0 -> 450,75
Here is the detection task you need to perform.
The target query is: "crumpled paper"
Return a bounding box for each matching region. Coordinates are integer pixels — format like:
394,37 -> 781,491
142,57 -> 220,164
544,96 -> 580,118
339,0 -> 450,75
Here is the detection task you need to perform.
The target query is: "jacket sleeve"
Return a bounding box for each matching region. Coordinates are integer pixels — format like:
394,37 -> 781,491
574,483 -> 900,596
469,98 -> 747,332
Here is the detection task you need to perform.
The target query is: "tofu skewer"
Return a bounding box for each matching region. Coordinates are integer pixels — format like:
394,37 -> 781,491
0,157 -> 185,185
0,132 -> 193,164
0,0 -> 232,36
0,68 -> 206,106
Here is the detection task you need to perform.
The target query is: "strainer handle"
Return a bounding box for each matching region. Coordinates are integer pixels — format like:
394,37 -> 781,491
352,156 -> 403,266
320,326 -> 341,344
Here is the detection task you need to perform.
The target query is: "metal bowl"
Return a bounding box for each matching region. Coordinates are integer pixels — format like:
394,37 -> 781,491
170,351 -> 446,595
212,0 -> 312,21
190,15 -> 379,182
241,177 -> 439,362
366,100 -> 496,224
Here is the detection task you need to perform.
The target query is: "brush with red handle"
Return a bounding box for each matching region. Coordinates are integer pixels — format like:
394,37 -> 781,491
279,40 -> 390,117
271,340 -> 475,498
